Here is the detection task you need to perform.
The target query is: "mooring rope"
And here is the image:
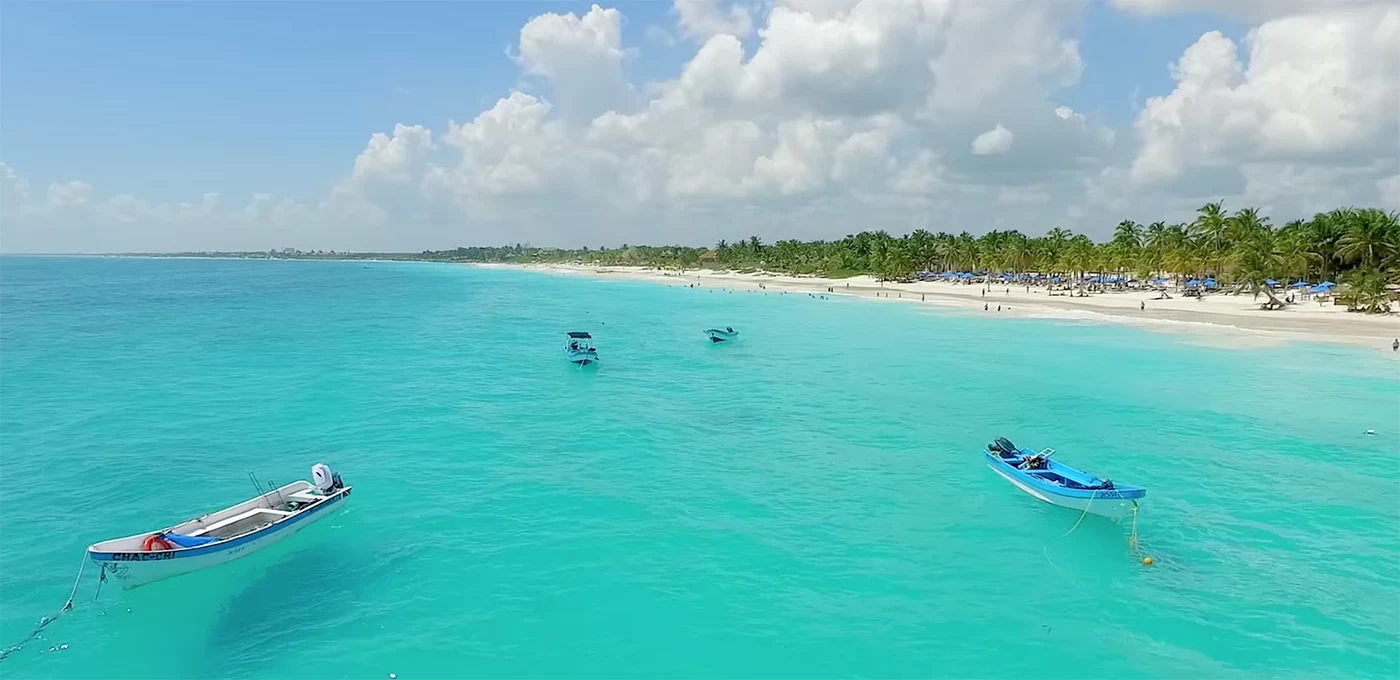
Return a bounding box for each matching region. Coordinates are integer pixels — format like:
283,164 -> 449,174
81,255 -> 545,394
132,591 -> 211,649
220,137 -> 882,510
1060,491 -> 1095,537
1128,501 -> 1140,551
0,555 -> 90,663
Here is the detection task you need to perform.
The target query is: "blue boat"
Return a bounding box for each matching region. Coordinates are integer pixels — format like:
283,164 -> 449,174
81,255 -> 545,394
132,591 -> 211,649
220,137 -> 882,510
985,437 -> 1145,520
704,326 -> 738,343
565,331 -> 599,366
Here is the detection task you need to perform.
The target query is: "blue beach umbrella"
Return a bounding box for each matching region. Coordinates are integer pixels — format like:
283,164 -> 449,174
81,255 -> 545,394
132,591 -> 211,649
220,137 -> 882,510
1314,281 -> 1336,291
1291,281 -> 1309,288
1265,279 -> 1278,287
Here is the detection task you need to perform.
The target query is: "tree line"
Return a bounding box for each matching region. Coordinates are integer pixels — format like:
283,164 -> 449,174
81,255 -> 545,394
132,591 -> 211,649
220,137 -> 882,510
421,204 -> 1399,313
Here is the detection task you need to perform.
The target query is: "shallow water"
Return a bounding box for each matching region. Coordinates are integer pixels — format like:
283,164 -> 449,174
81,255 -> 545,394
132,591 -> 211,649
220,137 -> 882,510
1,257 -> 1397,679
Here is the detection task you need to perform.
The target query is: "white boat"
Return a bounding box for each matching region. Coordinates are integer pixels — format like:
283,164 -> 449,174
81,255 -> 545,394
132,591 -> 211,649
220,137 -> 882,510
704,327 -> 739,343
565,331 -> 600,366
87,464 -> 351,589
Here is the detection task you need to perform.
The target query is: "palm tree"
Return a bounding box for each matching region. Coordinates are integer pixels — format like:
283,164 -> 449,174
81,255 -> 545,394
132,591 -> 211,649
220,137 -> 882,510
1306,210 -> 1346,281
1342,267 -> 1392,313
1113,220 -> 1144,250
435,201 -> 1397,314
1191,202 -> 1228,278
1336,209 -> 1400,269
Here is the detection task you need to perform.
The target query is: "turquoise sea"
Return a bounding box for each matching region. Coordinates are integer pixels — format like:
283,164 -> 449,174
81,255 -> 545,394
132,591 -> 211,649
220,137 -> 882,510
1,256 -> 1397,679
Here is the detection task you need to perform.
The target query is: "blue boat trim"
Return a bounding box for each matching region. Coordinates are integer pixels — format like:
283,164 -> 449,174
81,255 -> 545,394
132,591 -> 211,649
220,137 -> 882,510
89,487 -> 350,563
984,439 -> 1145,502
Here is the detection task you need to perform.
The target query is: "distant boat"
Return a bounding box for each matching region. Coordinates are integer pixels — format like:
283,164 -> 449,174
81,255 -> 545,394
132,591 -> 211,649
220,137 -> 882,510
985,438 -> 1145,520
87,464 -> 351,589
704,327 -> 739,343
565,331 -> 599,365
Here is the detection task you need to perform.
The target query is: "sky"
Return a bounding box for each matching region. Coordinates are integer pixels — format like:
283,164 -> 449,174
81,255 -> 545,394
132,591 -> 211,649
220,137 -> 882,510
0,0 -> 1396,253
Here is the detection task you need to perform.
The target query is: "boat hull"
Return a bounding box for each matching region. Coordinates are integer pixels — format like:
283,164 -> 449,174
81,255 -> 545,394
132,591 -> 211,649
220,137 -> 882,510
987,463 -> 1137,520
704,329 -> 738,343
88,486 -> 351,589
566,351 -> 599,366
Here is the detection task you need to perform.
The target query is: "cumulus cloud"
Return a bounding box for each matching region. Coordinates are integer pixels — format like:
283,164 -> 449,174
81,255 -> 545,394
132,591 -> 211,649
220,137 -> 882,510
1110,0 -> 1388,23
1379,174 -> 1400,208
513,4 -> 639,119
1131,5 -> 1400,183
971,124 -> 1014,155
674,0 -> 753,41
2,0 -> 1396,254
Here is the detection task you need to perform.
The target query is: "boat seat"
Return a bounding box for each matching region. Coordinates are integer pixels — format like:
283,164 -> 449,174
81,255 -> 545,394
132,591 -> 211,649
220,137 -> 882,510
188,507 -> 293,537
287,491 -> 323,504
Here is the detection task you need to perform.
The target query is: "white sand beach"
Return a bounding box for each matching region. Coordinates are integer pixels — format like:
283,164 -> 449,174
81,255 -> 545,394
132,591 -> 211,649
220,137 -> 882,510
486,263 -> 1400,352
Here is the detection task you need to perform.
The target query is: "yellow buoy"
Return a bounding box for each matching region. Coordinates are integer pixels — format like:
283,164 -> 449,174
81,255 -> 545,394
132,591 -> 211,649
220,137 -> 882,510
1142,556 -> 1154,566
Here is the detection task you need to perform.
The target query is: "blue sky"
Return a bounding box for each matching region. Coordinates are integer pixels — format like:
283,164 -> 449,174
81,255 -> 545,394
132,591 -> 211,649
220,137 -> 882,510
1,1 -> 1242,204
8,0 -> 1385,254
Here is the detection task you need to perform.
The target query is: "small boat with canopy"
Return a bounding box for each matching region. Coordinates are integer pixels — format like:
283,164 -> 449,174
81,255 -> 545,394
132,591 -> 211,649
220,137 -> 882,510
565,331 -> 599,365
704,327 -> 738,343
86,463 -> 351,589
985,438 -> 1145,520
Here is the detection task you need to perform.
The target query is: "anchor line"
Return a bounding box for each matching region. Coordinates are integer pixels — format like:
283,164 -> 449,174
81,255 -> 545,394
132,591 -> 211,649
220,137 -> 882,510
1060,491 -> 1095,537
1129,501 -> 1141,552
0,554 -> 90,663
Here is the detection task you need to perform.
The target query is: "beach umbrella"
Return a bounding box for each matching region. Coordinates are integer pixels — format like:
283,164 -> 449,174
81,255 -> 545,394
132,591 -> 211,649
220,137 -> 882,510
1291,281 -> 1309,288
1314,281 -> 1336,291
1265,279 -> 1277,287
1203,277 -> 1217,289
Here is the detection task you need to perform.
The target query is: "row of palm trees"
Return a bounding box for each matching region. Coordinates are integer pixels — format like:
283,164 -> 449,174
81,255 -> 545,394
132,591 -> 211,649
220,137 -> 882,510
423,204 -> 1400,313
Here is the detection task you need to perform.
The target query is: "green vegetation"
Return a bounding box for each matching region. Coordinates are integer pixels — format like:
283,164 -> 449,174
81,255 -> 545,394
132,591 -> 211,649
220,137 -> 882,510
150,203 -> 1400,313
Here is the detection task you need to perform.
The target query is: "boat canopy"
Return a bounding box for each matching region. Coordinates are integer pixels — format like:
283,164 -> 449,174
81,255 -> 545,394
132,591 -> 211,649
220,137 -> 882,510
567,331 -> 593,339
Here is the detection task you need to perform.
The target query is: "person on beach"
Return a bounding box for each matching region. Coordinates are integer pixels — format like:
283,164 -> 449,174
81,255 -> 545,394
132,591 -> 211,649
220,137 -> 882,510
997,304 -> 1001,311
1393,338 -> 1398,352
1141,301 -> 1145,311
984,303 -> 988,311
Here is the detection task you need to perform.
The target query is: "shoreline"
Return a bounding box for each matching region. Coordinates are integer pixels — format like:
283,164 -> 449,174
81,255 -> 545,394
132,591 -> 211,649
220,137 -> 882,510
484,263 -> 1400,353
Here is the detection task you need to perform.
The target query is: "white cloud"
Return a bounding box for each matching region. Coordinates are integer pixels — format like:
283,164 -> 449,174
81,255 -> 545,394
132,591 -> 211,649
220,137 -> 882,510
1131,6 -> 1400,184
971,124 -> 1015,155
47,180 -> 93,208
2,0 -> 1396,254
643,24 -> 679,47
1109,0 -> 1388,23
1375,174 -> 1400,208
513,4 -> 639,119
675,0 -> 753,41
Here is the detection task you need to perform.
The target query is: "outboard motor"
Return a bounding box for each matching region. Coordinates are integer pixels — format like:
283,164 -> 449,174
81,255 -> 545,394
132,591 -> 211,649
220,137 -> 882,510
991,437 -> 1018,457
312,463 -> 343,494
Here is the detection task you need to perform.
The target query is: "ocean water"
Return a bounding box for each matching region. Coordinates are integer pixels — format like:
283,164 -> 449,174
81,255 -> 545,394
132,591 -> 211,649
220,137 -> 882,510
1,256 -> 1397,679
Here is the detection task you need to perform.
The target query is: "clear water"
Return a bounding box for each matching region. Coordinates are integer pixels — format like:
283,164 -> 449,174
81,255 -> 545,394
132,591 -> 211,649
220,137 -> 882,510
1,257 -> 1397,679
